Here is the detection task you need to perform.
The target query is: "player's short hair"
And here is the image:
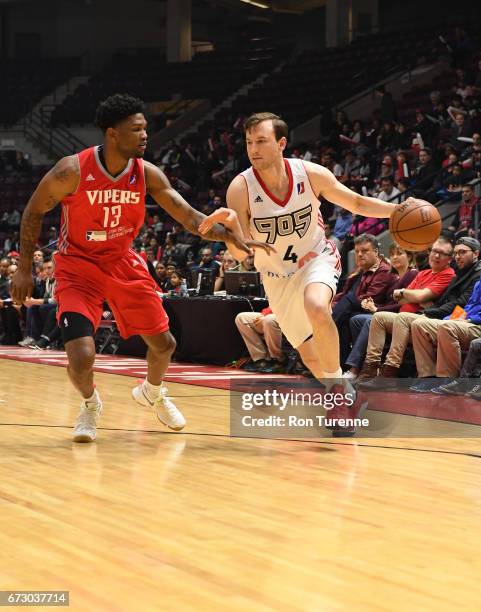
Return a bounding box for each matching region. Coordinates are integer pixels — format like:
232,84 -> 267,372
244,112 -> 288,141
95,93 -> 145,132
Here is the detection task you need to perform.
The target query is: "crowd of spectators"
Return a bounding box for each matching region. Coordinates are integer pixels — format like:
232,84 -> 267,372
3,28 -> 481,393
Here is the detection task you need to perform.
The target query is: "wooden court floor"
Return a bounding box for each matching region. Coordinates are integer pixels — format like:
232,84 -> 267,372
1,359 -> 481,611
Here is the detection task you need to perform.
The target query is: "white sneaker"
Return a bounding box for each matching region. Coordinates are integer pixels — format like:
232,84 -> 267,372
73,393 -> 102,443
132,382 -> 186,431
342,370 -> 358,382
18,336 -> 34,347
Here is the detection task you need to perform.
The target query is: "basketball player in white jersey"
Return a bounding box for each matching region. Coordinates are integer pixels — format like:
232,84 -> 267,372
200,112 -> 397,392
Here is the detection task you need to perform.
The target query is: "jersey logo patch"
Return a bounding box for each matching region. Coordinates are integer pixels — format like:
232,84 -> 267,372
254,195 -> 263,203
129,174 -> 137,184
297,182 -> 305,195
86,230 -> 107,242
86,174 -> 95,181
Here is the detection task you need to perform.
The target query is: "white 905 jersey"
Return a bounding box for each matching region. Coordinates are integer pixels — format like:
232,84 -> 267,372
242,158 -> 326,277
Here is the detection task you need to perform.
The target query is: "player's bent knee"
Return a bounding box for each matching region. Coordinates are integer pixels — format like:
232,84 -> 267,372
305,301 -> 331,323
144,331 -> 176,357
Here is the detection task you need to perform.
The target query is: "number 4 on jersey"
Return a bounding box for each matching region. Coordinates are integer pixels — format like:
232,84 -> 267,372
283,245 -> 298,263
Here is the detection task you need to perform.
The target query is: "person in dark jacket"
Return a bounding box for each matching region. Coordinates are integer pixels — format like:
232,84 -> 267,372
422,236 -> 481,319
376,86 -> 397,123
332,234 -> 397,367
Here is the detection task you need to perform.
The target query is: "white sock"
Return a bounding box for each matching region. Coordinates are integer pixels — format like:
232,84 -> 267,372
84,389 -> 100,405
144,379 -> 162,401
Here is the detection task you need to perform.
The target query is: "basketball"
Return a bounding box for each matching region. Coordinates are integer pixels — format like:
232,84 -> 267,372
389,198 -> 442,251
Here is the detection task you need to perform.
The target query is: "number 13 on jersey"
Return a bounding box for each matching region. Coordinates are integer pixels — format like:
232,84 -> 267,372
103,205 -> 121,228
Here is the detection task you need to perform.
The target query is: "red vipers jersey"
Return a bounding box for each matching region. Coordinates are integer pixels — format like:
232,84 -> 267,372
58,146 -> 146,263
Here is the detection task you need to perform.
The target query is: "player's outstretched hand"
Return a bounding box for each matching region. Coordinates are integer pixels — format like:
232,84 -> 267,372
199,207 -> 276,256
198,207 -> 238,234
11,269 -> 34,305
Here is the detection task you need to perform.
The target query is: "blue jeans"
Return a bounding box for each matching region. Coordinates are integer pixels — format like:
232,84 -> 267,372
345,313 -> 373,369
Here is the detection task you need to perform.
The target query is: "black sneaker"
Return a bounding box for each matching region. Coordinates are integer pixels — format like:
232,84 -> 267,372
258,360 -> 286,374
465,383 -> 481,400
33,337 -> 50,350
431,379 -> 466,395
243,359 -> 271,373
409,378 -> 439,393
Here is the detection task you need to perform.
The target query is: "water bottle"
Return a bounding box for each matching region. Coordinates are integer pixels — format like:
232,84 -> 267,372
180,279 -> 188,297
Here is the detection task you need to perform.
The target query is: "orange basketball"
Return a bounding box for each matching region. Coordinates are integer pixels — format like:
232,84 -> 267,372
389,198 -> 442,251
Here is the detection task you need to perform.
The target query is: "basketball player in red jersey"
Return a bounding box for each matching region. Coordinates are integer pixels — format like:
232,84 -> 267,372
200,113 -> 400,435
11,94 -> 270,442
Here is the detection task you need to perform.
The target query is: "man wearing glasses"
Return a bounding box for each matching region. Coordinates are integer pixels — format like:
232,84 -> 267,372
409,237 -> 481,392
359,237 -> 456,386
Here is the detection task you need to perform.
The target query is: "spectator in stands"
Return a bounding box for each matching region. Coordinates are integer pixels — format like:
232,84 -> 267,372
377,177 -> 401,202
397,178 -> 411,202
7,208 -> 21,229
321,152 -> 343,178
393,122 -> 412,150
343,244 -> 418,381
410,273 -> 481,393
358,237 -> 455,385
167,270 -> 185,295
214,251 -> 239,291
332,208 -> 353,242
235,306 -> 286,373
376,85 -> 397,123
448,184 -> 481,237
450,111 -> 473,150
446,164 -> 469,194
413,148 -> 439,192
0,262 -> 22,344
22,259 -> 57,348
351,120 -> 366,146
160,233 -> 178,265
155,262 -> 169,291
332,234 -> 396,366
3,231 -> 20,254
377,121 -> 397,151
348,214 -> 385,237
394,151 -> 411,182
413,109 -> 437,148
192,247 -> 220,276
33,250 -> 44,267
14,151 -> 31,172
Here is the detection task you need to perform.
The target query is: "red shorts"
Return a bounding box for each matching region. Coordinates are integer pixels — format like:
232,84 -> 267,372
54,250 -> 169,338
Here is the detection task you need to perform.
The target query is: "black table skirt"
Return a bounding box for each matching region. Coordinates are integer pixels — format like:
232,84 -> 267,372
117,296 -> 268,365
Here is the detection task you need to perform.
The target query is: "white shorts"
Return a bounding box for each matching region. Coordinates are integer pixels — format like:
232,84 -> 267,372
262,248 -> 341,349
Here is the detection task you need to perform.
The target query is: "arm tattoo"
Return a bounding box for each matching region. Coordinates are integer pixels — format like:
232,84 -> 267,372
19,204 -> 49,269
53,166 -> 72,183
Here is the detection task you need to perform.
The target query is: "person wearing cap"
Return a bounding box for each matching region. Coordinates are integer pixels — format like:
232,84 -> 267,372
360,237 -> 481,386
408,237 -> 481,391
